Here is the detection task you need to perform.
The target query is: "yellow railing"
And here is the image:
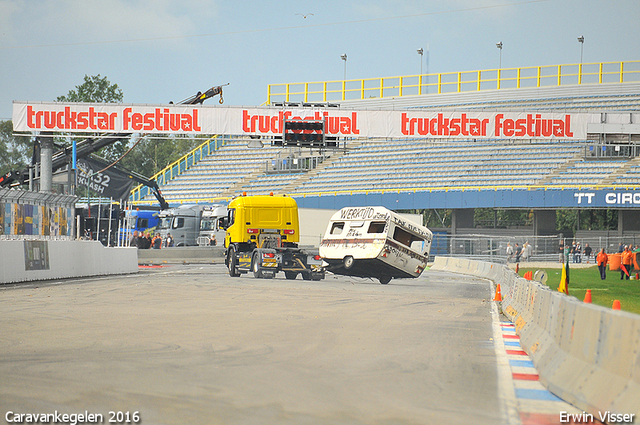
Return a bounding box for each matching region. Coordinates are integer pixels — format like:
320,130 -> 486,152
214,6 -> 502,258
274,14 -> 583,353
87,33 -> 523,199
129,135 -> 224,203
266,60 -> 640,105
130,183 -> 640,207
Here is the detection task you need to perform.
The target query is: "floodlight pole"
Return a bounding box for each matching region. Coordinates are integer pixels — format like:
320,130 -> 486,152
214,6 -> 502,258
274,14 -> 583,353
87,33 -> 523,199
578,35 -> 584,64
341,54 -> 347,81
496,42 -> 503,89
417,48 -> 424,95
578,35 -> 584,84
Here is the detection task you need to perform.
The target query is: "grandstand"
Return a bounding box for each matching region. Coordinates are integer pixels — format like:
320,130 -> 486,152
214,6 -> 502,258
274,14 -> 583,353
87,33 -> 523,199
131,59 -> 640,256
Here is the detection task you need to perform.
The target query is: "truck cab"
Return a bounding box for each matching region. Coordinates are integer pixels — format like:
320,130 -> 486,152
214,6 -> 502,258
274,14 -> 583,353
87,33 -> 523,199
197,204 -> 227,246
120,208 -> 160,245
157,204 -> 203,246
224,194 -> 323,280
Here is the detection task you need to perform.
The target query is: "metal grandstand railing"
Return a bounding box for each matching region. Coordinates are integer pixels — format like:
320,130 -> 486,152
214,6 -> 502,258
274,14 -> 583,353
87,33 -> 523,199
266,60 -> 640,104
129,135 -> 223,203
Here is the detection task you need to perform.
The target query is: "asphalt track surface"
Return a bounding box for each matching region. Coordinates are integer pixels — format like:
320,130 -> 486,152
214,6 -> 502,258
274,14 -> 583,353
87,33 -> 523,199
0,265 -> 506,425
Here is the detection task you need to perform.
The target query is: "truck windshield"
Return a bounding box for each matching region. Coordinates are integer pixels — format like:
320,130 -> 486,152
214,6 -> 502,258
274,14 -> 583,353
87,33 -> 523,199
126,217 -> 137,228
157,217 -> 172,229
200,218 -> 216,231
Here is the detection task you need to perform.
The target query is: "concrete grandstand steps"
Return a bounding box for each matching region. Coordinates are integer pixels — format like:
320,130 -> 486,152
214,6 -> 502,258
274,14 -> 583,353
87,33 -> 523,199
213,169 -> 267,198
337,82 -> 640,112
600,156 -> 640,185
536,155 -> 584,185
275,140 -> 364,194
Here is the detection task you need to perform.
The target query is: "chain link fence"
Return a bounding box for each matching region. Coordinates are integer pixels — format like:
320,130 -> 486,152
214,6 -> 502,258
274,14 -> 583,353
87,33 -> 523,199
431,233 -> 640,264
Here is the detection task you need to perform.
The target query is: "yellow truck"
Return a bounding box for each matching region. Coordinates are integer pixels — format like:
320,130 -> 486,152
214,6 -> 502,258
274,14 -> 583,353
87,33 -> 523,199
223,194 -> 324,280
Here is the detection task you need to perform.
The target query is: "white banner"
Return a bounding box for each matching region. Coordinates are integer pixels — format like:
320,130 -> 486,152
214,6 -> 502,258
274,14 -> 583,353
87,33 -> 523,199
13,101 -> 595,139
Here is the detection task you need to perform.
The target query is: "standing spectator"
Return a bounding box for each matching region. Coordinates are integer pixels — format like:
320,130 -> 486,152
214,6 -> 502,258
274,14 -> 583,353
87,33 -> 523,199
619,242 -> 625,253
522,242 -> 530,262
558,240 -> 565,263
130,230 -> 139,248
506,243 -> 514,263
575,241 -> 582,263
141,233 -> 151,249
152,233 -> 162,249
515,243 -> 522,263
583,243 -> 592,264
139,233 -> 148,248
525,242 -> 533,262
571,241 -> 577,263
621,246 -> 633,280
165,233 -> 174,247
596,248 -> 608,280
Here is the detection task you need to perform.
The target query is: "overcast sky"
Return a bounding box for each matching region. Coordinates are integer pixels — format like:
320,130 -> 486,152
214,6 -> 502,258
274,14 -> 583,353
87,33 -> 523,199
1,0 -> 639,120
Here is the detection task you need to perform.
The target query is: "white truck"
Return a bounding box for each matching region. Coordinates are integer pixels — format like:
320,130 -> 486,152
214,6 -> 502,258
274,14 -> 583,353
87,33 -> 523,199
197,205 -> 228,246
319,206 -> 433,284
156,204 -> 227,247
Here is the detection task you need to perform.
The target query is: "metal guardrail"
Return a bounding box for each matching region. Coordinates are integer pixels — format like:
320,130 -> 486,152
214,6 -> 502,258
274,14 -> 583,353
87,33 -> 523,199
266,60 -> 640,104
265,156 -> 325,173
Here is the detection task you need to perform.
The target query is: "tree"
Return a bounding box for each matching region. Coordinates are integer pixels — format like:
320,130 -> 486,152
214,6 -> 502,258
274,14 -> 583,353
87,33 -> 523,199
57,74 -> 126,160
56,74 -> 123,104
0,120 -> 32,176
119,135 -> 208,178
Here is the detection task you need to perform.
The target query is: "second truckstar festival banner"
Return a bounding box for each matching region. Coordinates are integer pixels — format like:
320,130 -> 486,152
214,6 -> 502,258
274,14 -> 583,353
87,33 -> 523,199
13,101 -> 597,140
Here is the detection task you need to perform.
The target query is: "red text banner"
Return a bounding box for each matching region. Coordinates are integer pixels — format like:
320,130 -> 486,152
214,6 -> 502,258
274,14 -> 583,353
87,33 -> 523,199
13,101 -> 592,139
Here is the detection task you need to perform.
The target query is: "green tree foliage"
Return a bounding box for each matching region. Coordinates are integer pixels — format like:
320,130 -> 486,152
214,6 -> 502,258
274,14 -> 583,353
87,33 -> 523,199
0,120 -> 32,175
56,74 -> 123,104
119,135 -> 209,178
398,208 -> 618,234
398,209 -> 452,228
474,209 -> 533,228
57,75 -> 126,160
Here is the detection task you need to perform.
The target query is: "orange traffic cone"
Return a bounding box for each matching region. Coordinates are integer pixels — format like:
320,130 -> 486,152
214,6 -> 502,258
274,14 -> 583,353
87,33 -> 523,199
612,300 -> 621,310
584,289 -> 592,303
494,283 -> 503,302
524,271 -> 533,280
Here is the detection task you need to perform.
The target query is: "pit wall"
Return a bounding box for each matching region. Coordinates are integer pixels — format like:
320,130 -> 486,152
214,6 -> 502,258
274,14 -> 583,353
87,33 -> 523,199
430,257 -> 640,419
0,240 -> 138,284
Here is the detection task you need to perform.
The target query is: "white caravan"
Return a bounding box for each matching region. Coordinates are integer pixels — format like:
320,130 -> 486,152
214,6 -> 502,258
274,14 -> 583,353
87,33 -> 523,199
319,206 -> 432,284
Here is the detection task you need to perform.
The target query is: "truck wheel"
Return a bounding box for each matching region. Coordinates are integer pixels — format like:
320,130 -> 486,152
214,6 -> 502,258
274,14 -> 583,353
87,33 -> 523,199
252,252 -> 263,278
285,271 -> 298,280
228,250 -> 240,277
379,276 -> 391,285
343,255 -> 355,270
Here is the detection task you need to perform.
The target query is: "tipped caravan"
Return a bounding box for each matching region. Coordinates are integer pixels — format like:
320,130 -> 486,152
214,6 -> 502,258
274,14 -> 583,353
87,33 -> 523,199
319,206 -> 432,284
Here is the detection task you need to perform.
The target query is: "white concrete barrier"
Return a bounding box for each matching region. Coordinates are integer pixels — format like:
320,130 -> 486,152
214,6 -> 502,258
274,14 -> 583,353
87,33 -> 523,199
1,240 -> 138,284
431,256 -> 640,419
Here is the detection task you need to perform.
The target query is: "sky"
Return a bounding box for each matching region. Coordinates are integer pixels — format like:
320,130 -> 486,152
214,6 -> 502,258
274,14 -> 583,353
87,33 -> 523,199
1,0 -> 639,120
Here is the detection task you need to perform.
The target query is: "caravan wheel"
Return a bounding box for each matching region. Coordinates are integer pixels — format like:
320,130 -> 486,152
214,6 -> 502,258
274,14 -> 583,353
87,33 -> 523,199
343,256 -> 355,269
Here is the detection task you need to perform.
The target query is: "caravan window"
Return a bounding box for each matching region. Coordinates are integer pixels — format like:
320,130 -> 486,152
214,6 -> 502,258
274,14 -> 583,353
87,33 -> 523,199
393,227 -> 425,250
330,222 -> 344,235
367,221 -> 386,234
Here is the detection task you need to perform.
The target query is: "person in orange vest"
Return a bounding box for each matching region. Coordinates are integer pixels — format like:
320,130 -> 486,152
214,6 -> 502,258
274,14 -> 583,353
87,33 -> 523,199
152,233 -> 163,249
621,245 -> 633,280
596,248 -> 608,280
